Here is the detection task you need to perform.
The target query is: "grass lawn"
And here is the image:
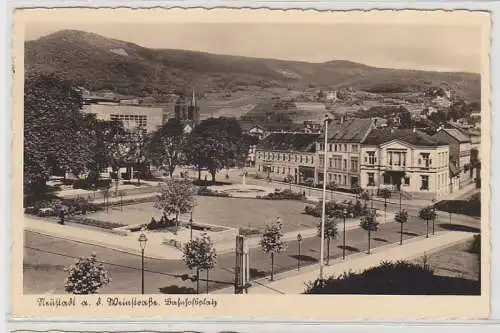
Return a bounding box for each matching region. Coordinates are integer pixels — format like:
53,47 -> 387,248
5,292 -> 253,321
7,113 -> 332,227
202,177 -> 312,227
87,195 -> 320,233
411,238 -> 480,281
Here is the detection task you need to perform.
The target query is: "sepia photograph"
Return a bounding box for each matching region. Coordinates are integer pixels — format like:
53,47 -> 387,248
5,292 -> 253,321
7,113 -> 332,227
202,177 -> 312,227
10,8 -> 491,319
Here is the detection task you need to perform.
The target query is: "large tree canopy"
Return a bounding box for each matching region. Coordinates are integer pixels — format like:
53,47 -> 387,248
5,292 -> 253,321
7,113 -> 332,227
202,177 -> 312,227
24,72 -> 94,191
185,117 -> 245,181
148,118 -> 186,178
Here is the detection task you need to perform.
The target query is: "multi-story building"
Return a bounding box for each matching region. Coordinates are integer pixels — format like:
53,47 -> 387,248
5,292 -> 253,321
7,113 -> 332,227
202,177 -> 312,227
255,133 -> 319,183
360,128 -> 450,200
433,127 -> 472,188
81,103 -> 164,133
316,118 -> 375,189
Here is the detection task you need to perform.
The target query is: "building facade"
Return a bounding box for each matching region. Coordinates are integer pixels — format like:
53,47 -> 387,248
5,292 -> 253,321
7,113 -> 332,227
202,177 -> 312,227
433,128 -> 473,188
255,133 -> 319,183
315,118 -> 375,189
81,103 -> 164,133
360,128 -> 450,200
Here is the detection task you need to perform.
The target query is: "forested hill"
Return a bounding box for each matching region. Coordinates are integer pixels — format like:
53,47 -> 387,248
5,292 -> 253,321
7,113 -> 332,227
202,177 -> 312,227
25,29 -> 481,102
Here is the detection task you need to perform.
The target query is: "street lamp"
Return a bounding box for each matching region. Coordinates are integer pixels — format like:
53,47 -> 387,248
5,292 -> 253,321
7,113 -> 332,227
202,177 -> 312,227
319,113 -> 331,280
297,233 -> 303,271
138,233 -> 148,294
189,210 -> 194,241
342,207 -> 347,260
431,199 -> 436,235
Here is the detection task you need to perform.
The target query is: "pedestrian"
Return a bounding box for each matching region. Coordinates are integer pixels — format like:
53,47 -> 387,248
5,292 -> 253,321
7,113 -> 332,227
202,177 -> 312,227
59,209 -> 65,225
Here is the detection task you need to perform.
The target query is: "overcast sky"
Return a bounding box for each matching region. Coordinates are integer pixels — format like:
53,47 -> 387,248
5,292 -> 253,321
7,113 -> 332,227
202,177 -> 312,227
25,22 -> 483,73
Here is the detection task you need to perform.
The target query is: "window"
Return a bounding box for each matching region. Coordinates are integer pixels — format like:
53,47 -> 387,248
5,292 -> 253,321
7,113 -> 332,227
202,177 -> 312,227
271,166 -> 275,173
288,154 -> 291,162
319,155 -> 325,166
282,167 -> 286,174
277,154 -> 280,161
272,153 -> 275,160
367,151 -> 376,165
420,153 -> 430,168
352,144 -> 358,153
329,158 -> 333,168
305,156 -> 309,164
420,175 -> 429,190
367,172 -> 375,186
350,158 -> 358,171
404,176 -> 410,185
334,144 -> 338,152
300,156 -> 303,163
343,159 -> 347,170
343,175 -> 347,185
283,154 -> 286,161
311,156 -> 314,164
343,144 -> 347,152
328,144 -> 332,152
319,143 -> 324,151
328,173 -> 333,181
295,155 -> 298,163
383,173 -> 390,185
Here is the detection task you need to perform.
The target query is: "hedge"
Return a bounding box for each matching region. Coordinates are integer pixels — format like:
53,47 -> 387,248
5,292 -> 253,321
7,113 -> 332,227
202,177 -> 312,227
304,261 -> 480,295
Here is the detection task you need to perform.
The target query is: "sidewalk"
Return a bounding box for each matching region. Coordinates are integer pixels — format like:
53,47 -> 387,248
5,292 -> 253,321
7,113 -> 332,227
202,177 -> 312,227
24,216 -> 183,260
215,211 -> 396,254
212,230 -> 475,294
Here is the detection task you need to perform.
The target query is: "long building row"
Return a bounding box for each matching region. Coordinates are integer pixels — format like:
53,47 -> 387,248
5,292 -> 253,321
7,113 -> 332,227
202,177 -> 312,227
254,118 -> 477,200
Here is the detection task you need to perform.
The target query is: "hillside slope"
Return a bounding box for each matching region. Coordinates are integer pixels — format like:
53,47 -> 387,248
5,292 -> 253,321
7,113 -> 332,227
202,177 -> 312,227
25,29 -> 481,102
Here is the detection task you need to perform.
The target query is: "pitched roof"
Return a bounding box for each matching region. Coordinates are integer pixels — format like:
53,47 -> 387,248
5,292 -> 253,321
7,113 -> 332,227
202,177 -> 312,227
438,128 -> 471,143
256,133 -> 319,152
329,118 -> 374,143
362,128 -> 448,147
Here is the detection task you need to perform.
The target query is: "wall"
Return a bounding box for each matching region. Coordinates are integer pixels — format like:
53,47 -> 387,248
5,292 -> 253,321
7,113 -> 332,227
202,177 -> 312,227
360,142 -> 450,200
255,149 -> 316,182
82,103 -> 164,133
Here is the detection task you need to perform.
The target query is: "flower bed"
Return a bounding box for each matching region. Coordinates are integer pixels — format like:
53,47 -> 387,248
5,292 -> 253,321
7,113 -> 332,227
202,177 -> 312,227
24,197 -> 101,217
197,186 -> 230,197
304,199 -> 367,218
257,189 -> 306,201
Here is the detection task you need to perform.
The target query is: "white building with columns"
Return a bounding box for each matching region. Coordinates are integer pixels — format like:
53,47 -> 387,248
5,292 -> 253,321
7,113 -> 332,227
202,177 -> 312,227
360,128 -> 450,200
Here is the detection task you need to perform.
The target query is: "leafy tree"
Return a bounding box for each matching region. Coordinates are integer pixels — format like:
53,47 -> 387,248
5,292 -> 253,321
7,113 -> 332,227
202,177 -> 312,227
64,253 -> 111,294
352,183 -> 362,200
394,209 -> 409,245
154,179 -> 196,230
148,118 -> 187,178
419,206 -> 437,238
260,219 -> 287,281
106,129 -> 132,194
24,72 -> 95,194
359,190 -> 370,208
359,212 -> 379,254
185,117 -> 244,182
317,217 -> 339,265
87,119 -> 126,183
182,233 -> 217,294
397,107 -> 413,129
284,174 -> 294,190
127,126 -> 148,184
379,188 -> 392,216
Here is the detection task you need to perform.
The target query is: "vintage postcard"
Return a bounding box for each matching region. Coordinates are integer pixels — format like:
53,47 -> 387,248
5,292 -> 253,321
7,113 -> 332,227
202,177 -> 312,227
11,8 -> 490,320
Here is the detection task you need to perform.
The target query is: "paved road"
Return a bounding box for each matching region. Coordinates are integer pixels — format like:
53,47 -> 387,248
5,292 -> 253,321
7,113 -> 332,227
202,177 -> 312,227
24,212 -> 480,294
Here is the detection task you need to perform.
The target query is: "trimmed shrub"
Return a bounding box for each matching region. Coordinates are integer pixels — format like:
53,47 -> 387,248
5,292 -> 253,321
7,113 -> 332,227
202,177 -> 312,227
261,189 -> 305,201
304,260 -> 480,295
197,186 -> 230,197
239,226 -> 261,236
73,178 -> 111,190
304,200 -> 366,218
69,216 -> 126,230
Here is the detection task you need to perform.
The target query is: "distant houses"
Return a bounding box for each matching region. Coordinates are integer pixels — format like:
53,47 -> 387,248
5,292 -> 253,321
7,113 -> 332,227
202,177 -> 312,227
254,117 -> 479,200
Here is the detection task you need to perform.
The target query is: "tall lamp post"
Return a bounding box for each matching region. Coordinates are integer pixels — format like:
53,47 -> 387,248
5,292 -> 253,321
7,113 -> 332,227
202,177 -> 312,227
431,199 -> 436,235
342,207 -> 347,260
138,233 -> 148,294
297,233 -> 302,271
319,114 -> 331,280
189,210 -> 194,241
